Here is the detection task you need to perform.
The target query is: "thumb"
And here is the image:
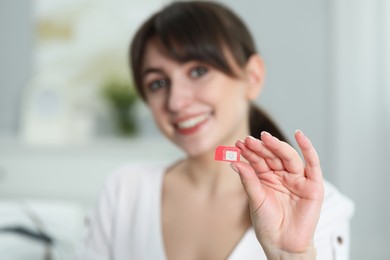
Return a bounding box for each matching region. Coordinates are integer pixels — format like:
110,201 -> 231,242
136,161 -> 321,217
231,162 -> 266,211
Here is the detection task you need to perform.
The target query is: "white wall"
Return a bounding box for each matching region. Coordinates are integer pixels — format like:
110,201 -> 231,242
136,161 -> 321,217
329,0 -> 390,259
0,0 -> 33,134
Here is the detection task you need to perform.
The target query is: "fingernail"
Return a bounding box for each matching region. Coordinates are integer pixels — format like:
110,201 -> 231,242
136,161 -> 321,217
237,140 -> 245,145
295,129 -> 309,143
245,136 -> 256,143
261,131 -> 279,141
261,131 -> 271,137
230,163 -> 239,173
295,129 -> 306,138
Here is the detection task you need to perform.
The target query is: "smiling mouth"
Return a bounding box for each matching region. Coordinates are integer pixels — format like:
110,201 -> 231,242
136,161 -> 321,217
174,112 -> 212,135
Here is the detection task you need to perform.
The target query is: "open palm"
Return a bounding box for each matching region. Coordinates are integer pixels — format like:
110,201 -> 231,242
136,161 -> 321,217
232,130 -> 324,258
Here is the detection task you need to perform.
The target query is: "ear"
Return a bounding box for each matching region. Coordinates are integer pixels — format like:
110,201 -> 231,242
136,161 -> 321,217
244,54 -> 265,100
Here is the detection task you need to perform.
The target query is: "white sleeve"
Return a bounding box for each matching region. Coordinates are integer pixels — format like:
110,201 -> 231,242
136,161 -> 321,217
330,220 -> 351,260
315,181 -> 355,260
75,170 -> 121,260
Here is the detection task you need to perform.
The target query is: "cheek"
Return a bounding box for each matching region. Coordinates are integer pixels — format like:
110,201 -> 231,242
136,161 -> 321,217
147,98 -> 167,125
216,83 -> 250,119
213,82 -> 248,106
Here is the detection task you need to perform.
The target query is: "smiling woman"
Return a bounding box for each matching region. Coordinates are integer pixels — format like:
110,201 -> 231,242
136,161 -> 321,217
131,6 -> 289,145
78,1 -> 354,260
139,36 -> 266,157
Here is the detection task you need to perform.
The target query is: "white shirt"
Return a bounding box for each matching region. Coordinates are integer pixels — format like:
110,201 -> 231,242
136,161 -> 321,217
77,163 -> 354,260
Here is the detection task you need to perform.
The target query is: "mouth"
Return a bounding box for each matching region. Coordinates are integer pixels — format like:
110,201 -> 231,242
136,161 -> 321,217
174,112 -> 212,135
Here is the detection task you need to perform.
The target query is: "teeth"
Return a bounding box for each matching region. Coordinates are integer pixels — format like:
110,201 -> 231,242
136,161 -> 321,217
177,113 -> 211,129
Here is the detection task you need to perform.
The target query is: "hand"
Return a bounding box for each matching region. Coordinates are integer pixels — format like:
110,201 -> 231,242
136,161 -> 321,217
231,130 -> 324,259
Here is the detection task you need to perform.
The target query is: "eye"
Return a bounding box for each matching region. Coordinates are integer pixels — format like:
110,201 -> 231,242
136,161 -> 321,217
190,66 -> 208,78
148,78 -> 169,92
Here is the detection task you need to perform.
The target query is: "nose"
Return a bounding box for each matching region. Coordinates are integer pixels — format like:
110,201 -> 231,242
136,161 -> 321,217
167,79 -> 193,113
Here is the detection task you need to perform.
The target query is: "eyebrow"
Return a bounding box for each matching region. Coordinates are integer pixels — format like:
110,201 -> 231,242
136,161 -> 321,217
142,67 -> 164,77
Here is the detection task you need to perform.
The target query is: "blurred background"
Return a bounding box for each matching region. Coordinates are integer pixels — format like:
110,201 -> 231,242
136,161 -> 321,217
0,0 -> 389,259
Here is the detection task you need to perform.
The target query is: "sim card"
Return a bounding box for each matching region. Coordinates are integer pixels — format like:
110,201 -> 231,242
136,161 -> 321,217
214,146 -> 241,162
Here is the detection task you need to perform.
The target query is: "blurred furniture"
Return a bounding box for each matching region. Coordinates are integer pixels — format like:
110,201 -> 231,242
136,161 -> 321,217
0,136 -> 183,259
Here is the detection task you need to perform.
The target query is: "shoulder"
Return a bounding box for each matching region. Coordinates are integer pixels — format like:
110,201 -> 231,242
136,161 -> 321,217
103,163 -> 167,192
319,181 -> 355,226
80,162 -> 171,259
95,162 -> 169,210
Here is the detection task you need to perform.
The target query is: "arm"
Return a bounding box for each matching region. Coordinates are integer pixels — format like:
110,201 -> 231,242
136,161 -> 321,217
231,130 -> 324,260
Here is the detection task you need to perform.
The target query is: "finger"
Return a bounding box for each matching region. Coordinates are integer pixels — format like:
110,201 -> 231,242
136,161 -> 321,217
244,136 -> 284,171
260,131 -> 304,175
231,162 -> 266,211
295,130 -> 323,183
235,140 -> 271,173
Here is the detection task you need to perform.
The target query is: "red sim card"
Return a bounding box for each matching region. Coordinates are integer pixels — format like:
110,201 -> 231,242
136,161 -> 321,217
214,146 -> 241,162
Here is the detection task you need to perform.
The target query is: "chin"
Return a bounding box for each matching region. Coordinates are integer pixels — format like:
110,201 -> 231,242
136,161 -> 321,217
174,138 -> 215,159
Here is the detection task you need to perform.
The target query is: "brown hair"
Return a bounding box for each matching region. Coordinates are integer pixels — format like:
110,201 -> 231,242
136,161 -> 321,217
129,1 -> 288,142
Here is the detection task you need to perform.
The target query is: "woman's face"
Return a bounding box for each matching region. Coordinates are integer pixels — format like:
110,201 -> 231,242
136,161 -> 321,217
141,39 -> 259,157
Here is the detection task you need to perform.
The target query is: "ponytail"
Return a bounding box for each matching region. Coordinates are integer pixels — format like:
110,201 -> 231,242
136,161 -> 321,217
249,103 -> 289,144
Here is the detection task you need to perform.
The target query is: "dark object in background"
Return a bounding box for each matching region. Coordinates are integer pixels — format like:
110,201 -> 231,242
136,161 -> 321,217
102,77 -> 138,136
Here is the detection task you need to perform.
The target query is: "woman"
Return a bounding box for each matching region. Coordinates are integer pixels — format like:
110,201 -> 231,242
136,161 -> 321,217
80,1 -> 354,259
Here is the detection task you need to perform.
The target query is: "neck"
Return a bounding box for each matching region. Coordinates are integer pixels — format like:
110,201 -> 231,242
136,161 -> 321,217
174,119 -> 251,194
182,142 -> 247,195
